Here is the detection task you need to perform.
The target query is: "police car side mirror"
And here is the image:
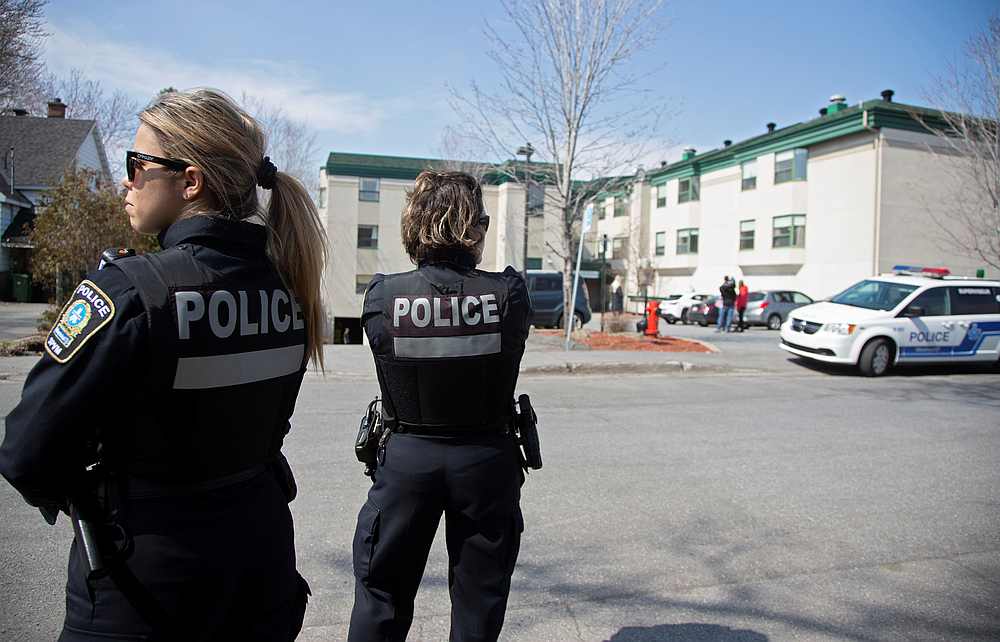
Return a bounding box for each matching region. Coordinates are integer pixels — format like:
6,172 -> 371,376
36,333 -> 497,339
903,305 -> 924,318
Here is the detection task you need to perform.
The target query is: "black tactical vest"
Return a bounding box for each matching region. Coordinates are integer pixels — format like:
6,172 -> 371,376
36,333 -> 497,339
362,253 -> 531,431
111,217 -> 307,482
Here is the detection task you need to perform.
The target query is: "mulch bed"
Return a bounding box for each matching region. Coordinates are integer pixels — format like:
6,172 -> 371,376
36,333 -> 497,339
534,329 -> 712,352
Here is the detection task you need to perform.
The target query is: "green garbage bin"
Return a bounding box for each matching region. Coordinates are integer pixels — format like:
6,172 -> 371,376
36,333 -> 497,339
12,273 -> 31,302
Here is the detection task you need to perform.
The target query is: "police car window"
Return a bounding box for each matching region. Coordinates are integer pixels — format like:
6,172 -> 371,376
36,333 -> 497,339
950,286 -> 999,315
830,280 -> 918,310
907,287 -> 950,317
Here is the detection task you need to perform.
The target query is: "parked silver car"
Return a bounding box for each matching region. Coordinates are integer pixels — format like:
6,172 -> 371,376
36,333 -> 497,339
744,290 -> 814,330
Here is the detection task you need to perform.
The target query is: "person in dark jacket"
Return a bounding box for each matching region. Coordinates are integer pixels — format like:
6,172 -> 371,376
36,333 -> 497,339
348,170 -> 531,642
717,276 -> 737,332
0,89 -> 326,641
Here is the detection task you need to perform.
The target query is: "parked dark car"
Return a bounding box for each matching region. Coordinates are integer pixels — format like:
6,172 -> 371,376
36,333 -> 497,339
688,296 -> 721,327
526,270 -> 593,329
744,290 -> 814,330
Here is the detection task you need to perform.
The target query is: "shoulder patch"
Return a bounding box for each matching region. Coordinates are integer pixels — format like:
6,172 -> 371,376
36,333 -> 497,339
44,280 -> 117,364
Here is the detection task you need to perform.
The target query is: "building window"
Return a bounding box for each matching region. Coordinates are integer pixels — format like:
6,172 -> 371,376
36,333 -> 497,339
655,184 -> 667,208
774,149 -> 807,184
676,228 -> 699,254
356,274 -> 373,295
318,186 -> 327,208
654,231 -> 666,256
739,220 -> 755,250
678,176 -> 700,203
359,177 -> 380,202
613,195 -> 627,217
527,183 -> 545,216
772,215 -> 806,248
357,224 -> 379,249
611,236 -> 628,259
599,199 -> 609,220
741,160 -> 757,191
526,257 -> 542,270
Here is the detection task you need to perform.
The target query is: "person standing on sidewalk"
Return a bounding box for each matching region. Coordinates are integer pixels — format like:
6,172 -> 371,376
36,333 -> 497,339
717,276 -> 737,332
735,280 -> 749,332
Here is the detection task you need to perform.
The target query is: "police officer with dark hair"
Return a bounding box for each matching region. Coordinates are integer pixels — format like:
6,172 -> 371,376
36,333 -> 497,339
0,89 -> 326,641
348,170 -> 532,642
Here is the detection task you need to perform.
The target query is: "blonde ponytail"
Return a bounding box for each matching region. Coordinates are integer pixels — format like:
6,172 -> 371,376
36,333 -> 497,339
265,172 -> 327,369
139,88 -> 328,368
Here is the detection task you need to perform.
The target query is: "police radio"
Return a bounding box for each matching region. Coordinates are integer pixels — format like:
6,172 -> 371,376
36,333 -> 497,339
98,247 -> 135,270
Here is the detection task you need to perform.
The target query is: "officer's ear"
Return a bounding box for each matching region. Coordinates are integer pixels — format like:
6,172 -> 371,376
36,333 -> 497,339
180,166 -> 207,202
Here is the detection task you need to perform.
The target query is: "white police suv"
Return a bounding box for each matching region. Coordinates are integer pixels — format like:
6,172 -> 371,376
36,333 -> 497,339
779,266 -> 1000,376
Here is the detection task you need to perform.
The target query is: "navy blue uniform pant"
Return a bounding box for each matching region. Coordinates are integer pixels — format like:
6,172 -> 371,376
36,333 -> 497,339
348,431 -> 524,642
59,470 -> 309,642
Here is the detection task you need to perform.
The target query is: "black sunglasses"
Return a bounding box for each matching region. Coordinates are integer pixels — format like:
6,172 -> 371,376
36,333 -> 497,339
126,150 -> 189,182
477,212 -> 490,232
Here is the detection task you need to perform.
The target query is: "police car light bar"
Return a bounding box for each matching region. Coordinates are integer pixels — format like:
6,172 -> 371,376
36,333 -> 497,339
891,265 -> 951,277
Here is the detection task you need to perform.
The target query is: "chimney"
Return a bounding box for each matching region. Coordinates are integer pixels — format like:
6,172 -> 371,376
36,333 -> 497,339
723,140 -> 732,147
881,89 -> 894,102
826,94 -> 848,114
47,98 -> 66,118
766,122 -> 776,134
681,148 -> 696,161
819,107 -> 828,116
660,160 -> 667,168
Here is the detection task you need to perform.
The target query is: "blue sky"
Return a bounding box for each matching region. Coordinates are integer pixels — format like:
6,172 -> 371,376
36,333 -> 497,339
43,0 -> 997,171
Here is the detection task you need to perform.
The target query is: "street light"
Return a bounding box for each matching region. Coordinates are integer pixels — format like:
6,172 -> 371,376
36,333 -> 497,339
515,143 -> 535,277
599,234 -> 609,333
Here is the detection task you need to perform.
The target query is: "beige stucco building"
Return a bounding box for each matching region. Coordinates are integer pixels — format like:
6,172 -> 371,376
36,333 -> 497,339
587,92 -> 992,310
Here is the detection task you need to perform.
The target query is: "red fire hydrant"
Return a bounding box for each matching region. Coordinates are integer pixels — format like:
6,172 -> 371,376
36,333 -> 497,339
645,300 -> 659,337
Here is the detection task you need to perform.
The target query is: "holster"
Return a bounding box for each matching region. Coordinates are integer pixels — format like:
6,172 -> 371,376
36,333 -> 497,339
514,394 -> 542,471
355,398 -> 384,478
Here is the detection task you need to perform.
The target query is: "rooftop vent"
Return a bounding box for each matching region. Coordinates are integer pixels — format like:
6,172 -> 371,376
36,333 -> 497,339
819,107 -> 828,116
681,148 -> 696,161
723,139 -> 732,147
766,122 -> 776,134
660,160 -> 667,168
827,94 -> 848,114
881,89 -> 894,102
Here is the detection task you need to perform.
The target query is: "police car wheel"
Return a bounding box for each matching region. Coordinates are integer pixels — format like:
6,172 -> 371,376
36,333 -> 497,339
767,314 -> 782,330
859,338 -> 893,377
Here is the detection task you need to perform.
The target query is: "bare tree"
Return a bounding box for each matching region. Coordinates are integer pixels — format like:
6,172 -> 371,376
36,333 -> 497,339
921,16 -> 1000,270
0,0 -> 47,112
242,94 -> 321,197
38,69 -> 140,177
451,0 -> 668,329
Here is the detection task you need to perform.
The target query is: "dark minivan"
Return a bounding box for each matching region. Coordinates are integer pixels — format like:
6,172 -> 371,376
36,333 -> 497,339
526,270 -> 593,329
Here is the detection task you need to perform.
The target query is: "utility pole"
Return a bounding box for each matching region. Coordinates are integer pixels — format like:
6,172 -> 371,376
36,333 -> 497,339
515,143 -> 535,277
599,234 -> 608,333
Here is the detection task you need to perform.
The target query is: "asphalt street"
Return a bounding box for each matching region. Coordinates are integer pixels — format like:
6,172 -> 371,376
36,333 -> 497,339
0,303 -> 47,341
0,332 -> 998,641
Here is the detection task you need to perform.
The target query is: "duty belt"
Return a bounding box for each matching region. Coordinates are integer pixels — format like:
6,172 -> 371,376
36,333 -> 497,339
385,416 -> 513,437
124,464 -> 269,499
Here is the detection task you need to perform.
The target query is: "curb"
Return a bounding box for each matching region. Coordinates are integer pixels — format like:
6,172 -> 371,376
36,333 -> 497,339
520,360 -> 717,377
